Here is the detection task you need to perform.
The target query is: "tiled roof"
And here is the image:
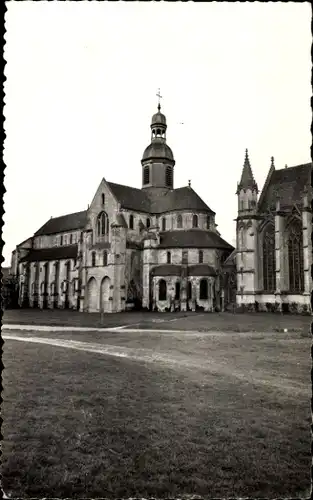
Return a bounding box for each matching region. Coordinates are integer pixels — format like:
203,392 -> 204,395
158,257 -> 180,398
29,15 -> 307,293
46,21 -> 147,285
151,264 -> 182,276
108,182 -> 215,214
149,187 -> 215,214
158,230 -> 233,250
35,211 -> 87,236
151,263 -> 217,277
20,245 -> 78,262
33,184 -> 215,238
188,264 -> 216,276
108,182 -> 151,212
258,163 -> 312,211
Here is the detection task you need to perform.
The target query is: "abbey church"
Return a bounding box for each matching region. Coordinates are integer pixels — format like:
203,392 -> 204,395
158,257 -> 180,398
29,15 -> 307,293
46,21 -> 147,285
10,103 -> 312,314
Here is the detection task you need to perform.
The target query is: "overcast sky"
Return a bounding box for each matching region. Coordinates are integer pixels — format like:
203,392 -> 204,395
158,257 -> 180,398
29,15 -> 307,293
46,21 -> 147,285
3,1 -> 311,266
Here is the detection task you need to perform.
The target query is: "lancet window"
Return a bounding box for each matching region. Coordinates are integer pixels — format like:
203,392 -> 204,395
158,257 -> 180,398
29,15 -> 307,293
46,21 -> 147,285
288,221 -> 304,292
97,212 -> 109,236
262,224 -> 276,292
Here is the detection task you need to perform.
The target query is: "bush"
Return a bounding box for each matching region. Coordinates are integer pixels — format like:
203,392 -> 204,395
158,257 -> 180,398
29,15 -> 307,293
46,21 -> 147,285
289,302 -> 299,314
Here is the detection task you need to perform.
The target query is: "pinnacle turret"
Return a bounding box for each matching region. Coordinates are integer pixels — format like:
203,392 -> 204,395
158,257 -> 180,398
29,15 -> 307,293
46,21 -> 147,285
236,149 -> 258,194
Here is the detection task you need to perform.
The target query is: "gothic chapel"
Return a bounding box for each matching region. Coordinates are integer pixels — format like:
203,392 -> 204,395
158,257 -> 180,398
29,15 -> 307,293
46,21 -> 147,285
235,150 -> 312,314
13,103 -> 234,313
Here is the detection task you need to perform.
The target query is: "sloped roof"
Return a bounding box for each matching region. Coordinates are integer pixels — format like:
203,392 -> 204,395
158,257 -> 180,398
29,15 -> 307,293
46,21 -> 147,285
188,264 -> 216,276
108,182 -> 214,214
149,187 -> 215,214
151,264 -> 182,276
158,230 -> 233,249
35,211 -> 87,236
151,263 -> 217,277
108,182 -> 151,212
258,163 -> 311,212
20,245 -> 78,262
32,182 -> 216,238
223,249 -> 237,267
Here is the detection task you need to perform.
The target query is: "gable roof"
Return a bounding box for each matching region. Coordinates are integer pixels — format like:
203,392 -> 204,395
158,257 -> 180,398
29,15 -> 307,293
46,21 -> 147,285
35,211 -> 87,236
108,182 -> 215,214
158,229 -> 233,250
149,187 -> 215,214
108,182 -> 151,212
20,244 -> 79,262
258,163 -> 311,212
32,183 -> 216,238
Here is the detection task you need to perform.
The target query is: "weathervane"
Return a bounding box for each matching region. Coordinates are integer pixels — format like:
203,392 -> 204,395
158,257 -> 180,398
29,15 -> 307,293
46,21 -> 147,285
156,88 -> 162,111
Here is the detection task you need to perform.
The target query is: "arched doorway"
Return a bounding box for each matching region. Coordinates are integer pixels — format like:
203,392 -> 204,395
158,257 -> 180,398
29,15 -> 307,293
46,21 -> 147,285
100,276 -> 111,313
87,277 -> 98,312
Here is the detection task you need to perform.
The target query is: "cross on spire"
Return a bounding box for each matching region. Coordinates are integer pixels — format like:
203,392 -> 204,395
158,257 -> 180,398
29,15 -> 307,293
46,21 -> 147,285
156,88 -> 162,111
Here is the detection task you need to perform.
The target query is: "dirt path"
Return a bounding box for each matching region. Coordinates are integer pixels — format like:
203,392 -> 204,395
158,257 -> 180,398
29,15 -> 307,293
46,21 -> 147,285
3,334 -> 309,397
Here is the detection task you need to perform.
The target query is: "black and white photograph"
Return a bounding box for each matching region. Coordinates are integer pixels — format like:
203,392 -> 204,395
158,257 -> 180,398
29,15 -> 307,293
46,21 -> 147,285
2,1 -> 311,498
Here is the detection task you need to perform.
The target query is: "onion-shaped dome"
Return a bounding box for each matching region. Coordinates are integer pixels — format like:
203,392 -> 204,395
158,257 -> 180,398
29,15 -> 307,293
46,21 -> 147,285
151,111 -> 167,126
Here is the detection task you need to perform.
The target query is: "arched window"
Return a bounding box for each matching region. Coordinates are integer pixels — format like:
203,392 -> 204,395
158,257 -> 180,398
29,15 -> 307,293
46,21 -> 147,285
60,235 -> 63,246
262,224 -> 276,292
167,251 -> 171,264
199,250 -> 203,264
162,217 -> 166,231
288,221 -> 304,292
177,214 -> 182,228
157,128 -> 161,136
192,214 -> 198,228
97,212 -> 109,236
182,250 -> 188,264
103,251 -> 108,266
175,281 -> 180,300
143,166 -> 150,185
129,214 -> 134,230
91,252 -> 96,267
70,234 -> 73,244
199,279 -> 208,300
187,281 -> 192,300
146,218 -> 151,229
158,279 -> 167,301
101,193 -> 105,206
165,166 -> 173,188
206,215 -> 211,230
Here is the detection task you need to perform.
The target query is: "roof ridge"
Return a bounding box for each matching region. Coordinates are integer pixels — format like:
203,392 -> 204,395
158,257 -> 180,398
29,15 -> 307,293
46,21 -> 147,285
275,162 -> 312,172
50,209 -> 87,220
108,181 -> 144,192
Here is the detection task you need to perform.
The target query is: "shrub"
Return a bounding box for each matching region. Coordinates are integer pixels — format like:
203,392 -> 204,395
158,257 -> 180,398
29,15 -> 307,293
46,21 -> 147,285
274,302 -> 281,313
289,302 -> 299,314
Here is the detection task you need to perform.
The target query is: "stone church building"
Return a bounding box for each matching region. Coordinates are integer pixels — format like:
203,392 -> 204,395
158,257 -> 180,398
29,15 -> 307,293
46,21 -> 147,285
12,104 -> 235,313
10,104 -> 311,314
235,151 -> 311,314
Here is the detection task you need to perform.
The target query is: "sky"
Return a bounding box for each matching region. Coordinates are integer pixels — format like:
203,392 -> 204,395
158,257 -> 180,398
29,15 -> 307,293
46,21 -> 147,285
3,1 -> 311,266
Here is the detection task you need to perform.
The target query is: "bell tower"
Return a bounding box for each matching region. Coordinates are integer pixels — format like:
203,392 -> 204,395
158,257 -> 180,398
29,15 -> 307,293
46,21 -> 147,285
141,91 -> 175,193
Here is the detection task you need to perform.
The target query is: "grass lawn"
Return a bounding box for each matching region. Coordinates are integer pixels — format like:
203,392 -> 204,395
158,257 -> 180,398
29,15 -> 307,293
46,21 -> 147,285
3,308 -> 312,333
2,329 -> 311,498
